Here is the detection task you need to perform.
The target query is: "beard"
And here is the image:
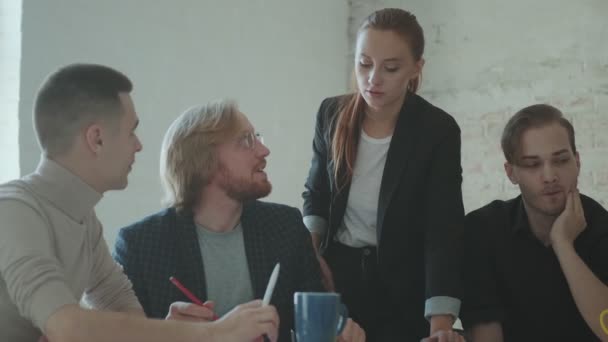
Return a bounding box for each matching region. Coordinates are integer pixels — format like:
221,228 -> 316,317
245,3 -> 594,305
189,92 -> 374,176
217,164 -> 272,201
523,192 -> 567,218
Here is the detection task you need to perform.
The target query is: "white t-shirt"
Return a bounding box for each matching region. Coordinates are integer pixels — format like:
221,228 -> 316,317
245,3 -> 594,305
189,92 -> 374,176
336,130 -> 392,247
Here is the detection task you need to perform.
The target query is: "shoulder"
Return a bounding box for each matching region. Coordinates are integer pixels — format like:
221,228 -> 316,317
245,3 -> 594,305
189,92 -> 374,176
410,94 -> 460,135
243,200 -> 305,233
118,208 -> 179,241
315,94 -> 354,124
0,180 -> 47,219
317,94 -> 350,112
244,200 -> 302,220
581,194 -> 608,216
465,197 -> 518,232
0,180 -> 29,197
114,208 -> 182,264
581,194 -> 608,232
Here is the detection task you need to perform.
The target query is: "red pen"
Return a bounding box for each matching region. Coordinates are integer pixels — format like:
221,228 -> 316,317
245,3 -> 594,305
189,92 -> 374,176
169,276 -> 219,320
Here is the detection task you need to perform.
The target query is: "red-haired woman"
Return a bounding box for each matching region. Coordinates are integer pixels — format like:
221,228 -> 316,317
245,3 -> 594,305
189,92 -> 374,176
303,8 -> 465,342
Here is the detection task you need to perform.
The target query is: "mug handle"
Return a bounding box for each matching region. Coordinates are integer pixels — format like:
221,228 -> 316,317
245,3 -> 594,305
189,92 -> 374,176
336,303 -> 349,335
290,329 -> 297,342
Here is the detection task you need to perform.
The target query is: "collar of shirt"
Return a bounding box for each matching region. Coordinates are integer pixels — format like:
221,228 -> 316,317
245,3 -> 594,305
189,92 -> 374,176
23,157 -> 102,223
511,195 -> 533,236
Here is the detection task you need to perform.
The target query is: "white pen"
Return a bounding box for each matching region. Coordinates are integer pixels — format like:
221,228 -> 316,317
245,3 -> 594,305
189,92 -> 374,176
262,262 -> 280,306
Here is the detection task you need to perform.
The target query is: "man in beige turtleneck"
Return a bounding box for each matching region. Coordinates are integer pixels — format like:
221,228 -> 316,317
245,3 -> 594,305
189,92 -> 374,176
0,63 -> 278,342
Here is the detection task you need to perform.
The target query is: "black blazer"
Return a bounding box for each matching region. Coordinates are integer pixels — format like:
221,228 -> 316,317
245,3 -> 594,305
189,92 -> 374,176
113,200 -> 324,342
303,93 -> 464,334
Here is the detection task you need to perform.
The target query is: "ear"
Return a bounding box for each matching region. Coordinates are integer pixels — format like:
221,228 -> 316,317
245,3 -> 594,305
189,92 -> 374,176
574,151 -> 581,172
84,123 -> 104,154
415,58 -> 425,77
504,161 -> 518,184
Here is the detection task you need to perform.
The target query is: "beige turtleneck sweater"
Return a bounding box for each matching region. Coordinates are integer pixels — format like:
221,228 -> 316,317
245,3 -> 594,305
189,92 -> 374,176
0,158 -> 142,341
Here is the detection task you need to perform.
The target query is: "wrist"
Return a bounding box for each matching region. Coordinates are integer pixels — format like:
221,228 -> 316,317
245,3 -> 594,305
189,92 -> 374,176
552,238 -> 577,257
311,233 -> 322,253
550,234 -> 574,248
198,320 -> 224,342
429,314 -> 455,333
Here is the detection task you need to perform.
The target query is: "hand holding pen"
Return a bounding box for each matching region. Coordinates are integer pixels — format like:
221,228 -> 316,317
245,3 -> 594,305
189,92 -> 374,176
169,269 -> 280,341
168,276 -> 219,321
253,263 -> 281,342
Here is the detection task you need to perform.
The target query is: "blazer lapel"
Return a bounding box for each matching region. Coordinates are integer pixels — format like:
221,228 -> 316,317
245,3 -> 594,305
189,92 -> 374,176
328,169 -> 350,247
241,201 -> 275,299
174,211 -> 208,302
376,94 -> 421,245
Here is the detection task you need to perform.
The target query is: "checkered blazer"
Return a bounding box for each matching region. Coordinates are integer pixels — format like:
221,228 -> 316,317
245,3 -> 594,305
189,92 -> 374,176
113,200 -> 323,341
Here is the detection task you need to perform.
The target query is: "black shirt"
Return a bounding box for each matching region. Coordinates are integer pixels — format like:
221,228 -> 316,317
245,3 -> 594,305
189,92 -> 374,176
461,194 -> 608,341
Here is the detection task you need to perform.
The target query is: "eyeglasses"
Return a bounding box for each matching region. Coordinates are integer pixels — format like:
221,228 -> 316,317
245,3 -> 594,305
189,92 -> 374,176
238,131 -> 264,150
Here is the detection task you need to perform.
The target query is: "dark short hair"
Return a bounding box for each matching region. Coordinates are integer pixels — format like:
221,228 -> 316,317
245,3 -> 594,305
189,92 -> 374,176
501,104 -> 577,164
34,63 -> 133,156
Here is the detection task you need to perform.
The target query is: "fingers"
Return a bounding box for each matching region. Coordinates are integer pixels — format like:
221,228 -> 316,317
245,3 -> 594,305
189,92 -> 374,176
338,319 -> 353,341
203,300 -> 215,310
422,330 -> 464,342
338,319 -> 366,342
251,305 -> 280,325
225,300 -> 278,326
167,301 -> 216,321
249,307 -> 280,342
569,188 -> 587,230
565,189 -> 574,212
216,303 -> 279,342
238,303 -> 280,329
256,321 -> 279,342
236,299 -> 264,309
573,188 -> 584,217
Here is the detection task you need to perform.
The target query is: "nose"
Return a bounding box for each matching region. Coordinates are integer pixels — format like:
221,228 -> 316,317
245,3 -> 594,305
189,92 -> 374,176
541,164 -> 558,183
135,136 -> 143,152
256,139 -> 270,157
368,67 -> 382,86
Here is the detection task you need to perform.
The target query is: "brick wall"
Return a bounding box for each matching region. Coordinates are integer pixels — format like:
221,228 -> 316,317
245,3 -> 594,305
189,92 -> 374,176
349,0 -> 608,212
0,0 -> 21,183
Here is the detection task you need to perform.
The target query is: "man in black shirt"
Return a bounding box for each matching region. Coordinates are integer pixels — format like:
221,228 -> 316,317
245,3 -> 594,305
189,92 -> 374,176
462,104 -> 608,341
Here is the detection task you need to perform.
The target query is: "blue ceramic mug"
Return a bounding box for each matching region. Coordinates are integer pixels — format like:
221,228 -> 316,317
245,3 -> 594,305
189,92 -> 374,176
293,292 -> 348,342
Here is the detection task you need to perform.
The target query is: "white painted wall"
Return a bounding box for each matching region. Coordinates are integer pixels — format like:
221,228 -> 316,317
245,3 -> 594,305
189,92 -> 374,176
0,0 -> 21,183
350,0 -> 608,212
17,0 -> 608,247
19,0 -> 349,245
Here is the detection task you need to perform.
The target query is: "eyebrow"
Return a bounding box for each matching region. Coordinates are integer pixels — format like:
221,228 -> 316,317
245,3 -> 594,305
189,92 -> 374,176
360,53 -> 402,62
552,149 -> 570,156
520,149 -> 570,160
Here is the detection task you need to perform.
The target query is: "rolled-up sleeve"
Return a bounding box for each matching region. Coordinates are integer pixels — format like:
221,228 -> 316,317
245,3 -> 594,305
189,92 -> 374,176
83,216 -> 142,312
303,215 -> 328,236
424,296 -> 461,320
0,200 -> 78,332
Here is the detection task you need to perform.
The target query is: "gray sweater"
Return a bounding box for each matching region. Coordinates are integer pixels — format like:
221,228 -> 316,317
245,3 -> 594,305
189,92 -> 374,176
0,158 -> 141,341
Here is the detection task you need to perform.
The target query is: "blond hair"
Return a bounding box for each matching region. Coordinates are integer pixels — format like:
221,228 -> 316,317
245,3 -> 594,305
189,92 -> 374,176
160,99 -> 240,211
